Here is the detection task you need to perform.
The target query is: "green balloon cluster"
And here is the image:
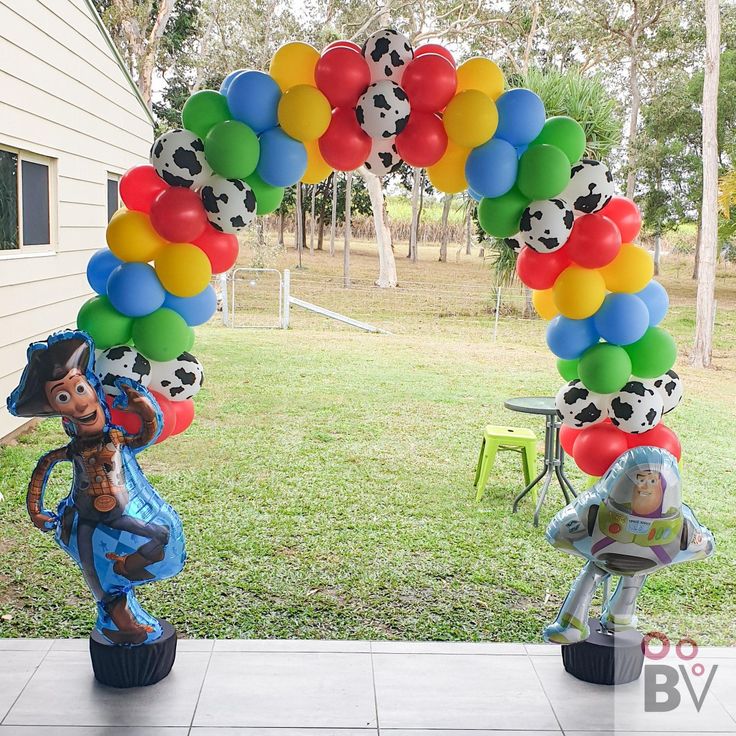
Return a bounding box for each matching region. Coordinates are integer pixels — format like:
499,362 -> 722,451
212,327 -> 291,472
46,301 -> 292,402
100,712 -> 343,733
517,144 -> 571,200
246,172 -> 285,215
132,308 -> 195,362
578,343 -> 632,395
205,120 -> 260,180
182,90 -> 231,139
624,327 -> 677,378
77,296 -> 133,349
530,117 -> 586,165
556,358 -> 579,382
478,187 -> 530,238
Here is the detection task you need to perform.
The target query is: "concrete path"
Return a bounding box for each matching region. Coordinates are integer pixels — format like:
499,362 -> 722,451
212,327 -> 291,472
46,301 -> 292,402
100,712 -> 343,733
0,639 -> 734,734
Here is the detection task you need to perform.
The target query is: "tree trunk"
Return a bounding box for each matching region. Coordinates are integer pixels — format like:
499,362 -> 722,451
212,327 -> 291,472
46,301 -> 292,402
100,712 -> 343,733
625,37 -> 642,200
296,183 -> 303,268
693,218 -> 702,279
439,194 -> 452,262
361,168 -> 397,287
309,185 -> 316,255
692,0 -> 721,368
330,173 -> 337,257
653,230 -> 661,276
408,168 -> 421,261
415,170 -> 425,263
344,172 -> 352,288
278,209 -> 285,247
317,215 -> 325,250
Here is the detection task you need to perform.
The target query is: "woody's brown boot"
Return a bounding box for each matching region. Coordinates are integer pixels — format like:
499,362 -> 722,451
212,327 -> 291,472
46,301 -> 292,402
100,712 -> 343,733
102,596 -> 152,645
106,551 -> 156,581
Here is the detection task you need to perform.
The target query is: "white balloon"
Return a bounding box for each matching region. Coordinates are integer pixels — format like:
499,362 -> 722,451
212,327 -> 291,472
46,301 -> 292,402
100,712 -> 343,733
149,352 -> 204,402
556,380 -> 610,429
364,138 -> 403,176
95,346 -> 151,396
561,159 -> 615,214
150,128 -> 212,189
608,380 -> 664,434
519,199 -> 574,253
652,370 -> 683,415
362,28 -> 414,83
356,81 -> 411,140
200,175 -> 257,233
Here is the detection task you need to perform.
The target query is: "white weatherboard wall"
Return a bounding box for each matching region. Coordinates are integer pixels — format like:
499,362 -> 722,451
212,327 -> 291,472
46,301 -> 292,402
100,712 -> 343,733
0,0 -> 154,439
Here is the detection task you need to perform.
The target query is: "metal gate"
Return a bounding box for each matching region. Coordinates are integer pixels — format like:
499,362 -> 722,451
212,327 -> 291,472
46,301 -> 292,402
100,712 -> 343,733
224,268 -> 284,329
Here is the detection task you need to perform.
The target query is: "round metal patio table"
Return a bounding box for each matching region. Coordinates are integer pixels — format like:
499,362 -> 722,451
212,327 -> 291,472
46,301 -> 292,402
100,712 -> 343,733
504,396 -> 577,527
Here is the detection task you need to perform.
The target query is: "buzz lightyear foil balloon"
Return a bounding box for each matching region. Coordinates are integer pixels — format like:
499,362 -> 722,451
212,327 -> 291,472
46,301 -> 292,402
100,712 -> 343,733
7,330 -> 186,646
543,446 -> 713,645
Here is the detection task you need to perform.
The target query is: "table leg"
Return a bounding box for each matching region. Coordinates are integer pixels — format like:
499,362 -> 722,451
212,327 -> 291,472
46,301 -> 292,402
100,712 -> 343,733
514,414 -> 554,524
533,463 -> 554,527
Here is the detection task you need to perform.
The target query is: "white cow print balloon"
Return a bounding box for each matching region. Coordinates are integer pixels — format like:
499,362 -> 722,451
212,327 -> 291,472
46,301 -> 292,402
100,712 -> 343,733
95,346 -> 152,396
555,380 -> 610,429
561,159 -> 615,215
652,370 -> 683,415
519,199 -> 574,253
149,352 -> 204,401
356,81 -> 411,140
200,175 -> 257,233
608,380 -> 664,434
362,28 -> 413,83
364,138 -> 403,176
150,129 -> 212,189
504,233 -> 524,252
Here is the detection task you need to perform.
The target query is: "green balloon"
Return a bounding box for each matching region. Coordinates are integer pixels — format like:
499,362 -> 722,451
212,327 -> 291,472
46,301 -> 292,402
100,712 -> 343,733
246,172 -> 285,215
133,308 -> 194,362
578,343 -> 632,394
624,327 -> 677,378
531,117 -> 586,164
205,120 -> 259,179
182,90 -> 231,139
557,358 -> 579,382
478,187 -> 530,238
77,296 -> 133,349
517,144 -> 571,200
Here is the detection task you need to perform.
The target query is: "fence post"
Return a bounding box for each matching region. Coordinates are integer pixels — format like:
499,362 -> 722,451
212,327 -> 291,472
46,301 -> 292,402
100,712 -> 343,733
493,287 -> 501,342
220,272 -> 229,327
282,269 -> 290,329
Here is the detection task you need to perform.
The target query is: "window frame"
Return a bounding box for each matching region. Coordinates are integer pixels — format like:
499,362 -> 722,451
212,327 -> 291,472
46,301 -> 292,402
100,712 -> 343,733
106,171 -> 122,223
0,143 -> 58,257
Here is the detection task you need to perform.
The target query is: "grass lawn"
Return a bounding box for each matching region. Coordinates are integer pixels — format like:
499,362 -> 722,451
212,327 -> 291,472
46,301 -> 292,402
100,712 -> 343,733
1,242 -> 735,644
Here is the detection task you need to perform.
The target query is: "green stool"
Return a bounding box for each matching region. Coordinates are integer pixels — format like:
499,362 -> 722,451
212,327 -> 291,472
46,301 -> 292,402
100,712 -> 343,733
474,425 -> 538,504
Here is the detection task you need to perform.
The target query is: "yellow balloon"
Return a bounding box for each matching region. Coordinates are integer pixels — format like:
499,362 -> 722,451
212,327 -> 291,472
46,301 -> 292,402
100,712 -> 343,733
269,42 -> 319,91
443,90 -> 498,149
106,208 -> 166,263
600,243 -> 655,293
278,84 -> 332,142
155,243 -> 212,297
532,288 -> 558,320
553,265 -> 606,319
427,140 -> 470,194
302,139 -> 333,184
456,57 -> 504,100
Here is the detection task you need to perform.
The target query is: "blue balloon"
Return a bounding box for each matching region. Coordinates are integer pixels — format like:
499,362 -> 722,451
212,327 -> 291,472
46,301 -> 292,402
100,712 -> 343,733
636,280 -> 669,326
546,316 -> 599,360
163,285 -> 217,326
515,144 -> 528,158
227,71 -> 281,134
468,187 -> 482,202
593,293 -> 649,346
107,263 -> 165,318
465,138 -> 518,198
495,89 -> 546,147
219,68 -> 247,95
257,127 -> 307,187
87,249 -> 123,295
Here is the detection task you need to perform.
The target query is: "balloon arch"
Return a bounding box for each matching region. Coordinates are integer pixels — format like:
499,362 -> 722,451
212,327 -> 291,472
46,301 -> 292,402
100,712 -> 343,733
8,28 -> 714,687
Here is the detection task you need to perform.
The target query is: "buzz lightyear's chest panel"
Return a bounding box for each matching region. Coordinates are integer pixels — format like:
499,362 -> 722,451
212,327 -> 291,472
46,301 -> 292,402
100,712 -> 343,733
597,506 -> 682,547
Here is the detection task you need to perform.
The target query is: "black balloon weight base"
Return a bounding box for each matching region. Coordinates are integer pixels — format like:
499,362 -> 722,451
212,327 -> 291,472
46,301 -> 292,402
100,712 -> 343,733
90,619 -> 177,688
561,618 -> 644,686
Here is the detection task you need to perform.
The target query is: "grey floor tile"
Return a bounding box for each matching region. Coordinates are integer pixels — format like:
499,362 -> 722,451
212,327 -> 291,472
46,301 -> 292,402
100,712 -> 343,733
703,657 -> 736,722
565,732 -> 736,736
0,639 -> 52,651
4,651 -> 209,727
0,650 -> 47,722
371,641 -> 526,655
383,731 -> 562,736
0,728 -> 188,735
193,651 -> 376,727
191,730 -> 376,736
532,654 -> 736,733
373,653 -> 559,730
213,639 -> 370,653
50,639 -> 88,652
525,643 -> 560,656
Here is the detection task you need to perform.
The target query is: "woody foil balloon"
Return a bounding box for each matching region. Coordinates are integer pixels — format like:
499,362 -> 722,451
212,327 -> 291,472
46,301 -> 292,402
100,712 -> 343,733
7,330 -> 186,649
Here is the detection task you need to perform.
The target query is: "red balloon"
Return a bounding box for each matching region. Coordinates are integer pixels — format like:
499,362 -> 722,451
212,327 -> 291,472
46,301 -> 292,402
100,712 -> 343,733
315,47 -> 371,108
150,391 -> 177,444
402,53 -> 457,113
170,399 -> 195,436
515,245 -> 571,290
105,390 -> 176,444
322,40 -> 362,55
414,44 -> 455,66
560,425 -> 582,456
150,187 -> 208,243
106,395 -> 141,434
319,107 -> 372,171
627,423 -> 681,461
119,165 -> 168,214
193,223 -> 239,273
395,112 -> 448,167
600,196 -> 642,243
573,423 -> 629,477
565,213 -> 622,269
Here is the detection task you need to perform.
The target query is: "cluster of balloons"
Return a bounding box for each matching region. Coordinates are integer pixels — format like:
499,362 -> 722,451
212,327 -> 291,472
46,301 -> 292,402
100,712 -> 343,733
495,163 -> 683,477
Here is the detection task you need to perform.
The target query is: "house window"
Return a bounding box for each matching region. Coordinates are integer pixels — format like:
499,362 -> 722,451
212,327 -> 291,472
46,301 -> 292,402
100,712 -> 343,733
0,146 -> 55,251
107,174 -> 120,222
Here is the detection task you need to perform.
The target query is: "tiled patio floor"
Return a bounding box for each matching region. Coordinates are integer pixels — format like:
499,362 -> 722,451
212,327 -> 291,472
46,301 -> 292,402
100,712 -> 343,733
0,639 -> 734,735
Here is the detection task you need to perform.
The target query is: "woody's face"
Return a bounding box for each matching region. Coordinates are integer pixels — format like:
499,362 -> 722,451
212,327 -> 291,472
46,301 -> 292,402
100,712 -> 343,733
44,369 -> 105,436
632,471 -> 663,515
